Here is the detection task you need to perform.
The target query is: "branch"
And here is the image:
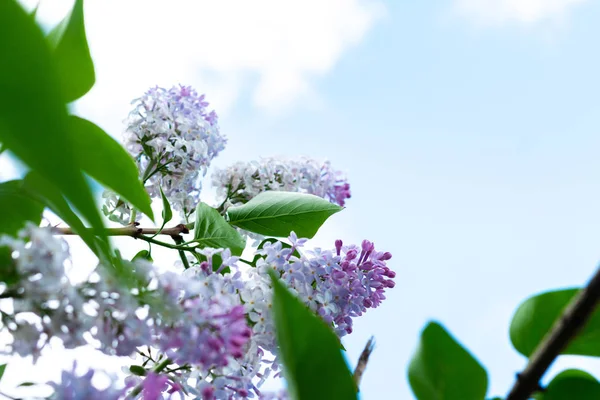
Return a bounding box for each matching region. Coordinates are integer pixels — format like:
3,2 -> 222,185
52,223 -> 191,237
353,336 -> 375,389
506,265 -> 600,400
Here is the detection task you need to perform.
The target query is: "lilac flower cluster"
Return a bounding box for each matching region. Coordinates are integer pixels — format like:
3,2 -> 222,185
109,85 -> 227,219
0,223 -> 90,361
244,233 -> 395,368
212,156 -> 351,208
1,224 -> 394,400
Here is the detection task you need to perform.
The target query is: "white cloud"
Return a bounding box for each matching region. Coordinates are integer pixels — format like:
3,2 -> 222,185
21,0 -> 384,130
454,0 -> 589,26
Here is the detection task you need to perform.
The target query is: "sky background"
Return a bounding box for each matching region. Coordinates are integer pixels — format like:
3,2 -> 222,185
2,0 -> 600,398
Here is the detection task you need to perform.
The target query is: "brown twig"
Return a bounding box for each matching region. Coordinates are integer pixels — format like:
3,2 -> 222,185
506,265 -> 600,400
52,223 -> 196,251
353,336 -> 375,389
52,223 -> 190,237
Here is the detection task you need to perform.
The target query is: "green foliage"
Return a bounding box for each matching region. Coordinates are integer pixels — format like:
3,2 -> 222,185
0,364 -> 5,381
408,322 -> 488,400
538,369 -> 600,400
193,202 -> 246,256
129,365 -> 146,376
154,186 -> 173,235
67,116 -> 154,220
510,288 -> 600,357
22,172 -> 109,262
0,0 -> 104,236
227,192 -> 342,239
0,180 -> 44,281
269,270 -> 357,400
0,180 -> 44,236
132,250 -> 153,263
47,0 -> 95,102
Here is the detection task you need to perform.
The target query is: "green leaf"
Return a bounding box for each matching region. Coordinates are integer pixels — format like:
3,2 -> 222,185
18,382 -> 35,387
132,250 -> 152,263
408,321 -> 489,400
227,192 -> 342,238
22,172 -> 110,263
194,202 -> 246,256
510,288 -> 600,357
47,0 -> 94,102
539,369 -> 600,400
270,270 -> 357,400
151,186 -> 172,237
129,365 -> 146,376
67,116 -> 153,220
0,1 -> 104,235
0,180 -> 44,236
0,364 -> 6,381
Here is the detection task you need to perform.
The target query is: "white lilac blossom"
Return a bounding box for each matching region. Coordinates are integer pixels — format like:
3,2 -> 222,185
101,190 -> 140,225
212,156 -> 351,209
115,85 -> 226,218
0,223 -> 91,360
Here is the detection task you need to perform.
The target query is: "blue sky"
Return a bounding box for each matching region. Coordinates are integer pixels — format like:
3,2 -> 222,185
3,0 -> 600,398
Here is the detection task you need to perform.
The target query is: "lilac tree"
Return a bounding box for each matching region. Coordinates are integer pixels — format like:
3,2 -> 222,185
1,1 -> 600,400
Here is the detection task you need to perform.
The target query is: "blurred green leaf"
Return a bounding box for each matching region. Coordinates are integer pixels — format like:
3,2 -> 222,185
22,172 -> 110,263
408,321 -> 488,400
227,191 -> 342,238
47,0 -> 94,102
0,1 -> 104,235
0,180 -> 44,236
132,250 -> 152,263
194,202 -> 246,256
538,369 -> 600,400
0,364 -> 6,381
129,365 -> 146,376
67,116 -> 153,220
510,288 -> 600,357
270,270 -> 357,400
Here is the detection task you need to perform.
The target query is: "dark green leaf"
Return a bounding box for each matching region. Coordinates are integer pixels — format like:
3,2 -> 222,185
0,364 -> 6,381
0,1 -> 104,235
194,202 -> 246,256
67,116 -> 153,220
47,0 -> 94,102
539,369 -> 600,400
227,192 -> 342,238
0,180 -> 44,236
18,382 -> 35,387
270,270 -> 357,400
510,288 -> 600,357
129,365 -> 146,376
408,321 -> 488,400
